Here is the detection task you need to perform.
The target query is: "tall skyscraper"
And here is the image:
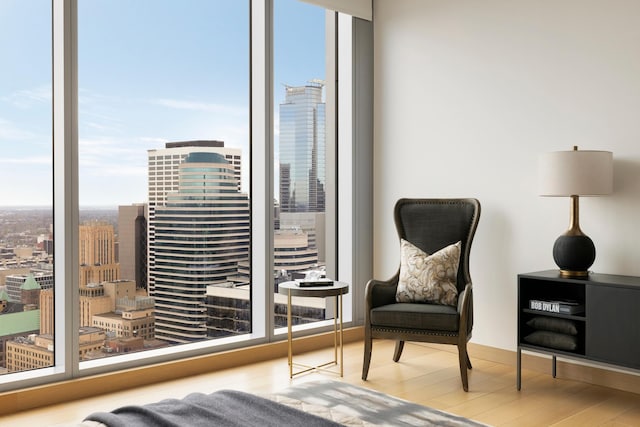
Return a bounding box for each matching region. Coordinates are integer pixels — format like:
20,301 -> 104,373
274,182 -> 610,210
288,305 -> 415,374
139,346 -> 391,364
147,141 -> 242,296
277,82 -> 327,272
279,82 -> 326,213
147,142 -> 249,344
118,204 -> 147,290
79,222 -> 120,288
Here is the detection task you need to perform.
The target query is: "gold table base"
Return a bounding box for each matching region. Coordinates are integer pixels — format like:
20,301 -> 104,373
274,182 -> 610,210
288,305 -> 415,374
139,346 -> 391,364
287,291 -> 344,378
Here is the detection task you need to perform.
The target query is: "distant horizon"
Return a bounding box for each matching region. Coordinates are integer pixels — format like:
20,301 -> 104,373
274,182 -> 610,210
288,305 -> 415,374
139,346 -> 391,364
0,205 -> 121,210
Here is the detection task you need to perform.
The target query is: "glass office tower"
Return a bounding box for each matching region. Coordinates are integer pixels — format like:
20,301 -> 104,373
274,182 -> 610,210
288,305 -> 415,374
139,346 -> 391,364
147,141 -> 242,295
148,144 -> 249,344
279,82 -> 326,213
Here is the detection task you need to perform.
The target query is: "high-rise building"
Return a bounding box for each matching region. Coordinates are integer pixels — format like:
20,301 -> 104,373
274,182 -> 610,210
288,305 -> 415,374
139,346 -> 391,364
0,300 -> 41,371
279,82 -> 326,213
148,144 -> 249,344
5,272 -> 53,303
280,212 -> 326,262
118,204 -> 147,290
147,141 -> 242,296
19,275 -> 41,307
274,228 -> 319,281
91,279 -> 155,340
6,326 -> 108,372
276,83 -> 325,288
79,222 -> 120,288
79,279 -> 147,328
6,335 -> 53,373
205,284 -> 251,338
79,285 -> 112,327
39,288 -> 54,335
92,306 -> 155,341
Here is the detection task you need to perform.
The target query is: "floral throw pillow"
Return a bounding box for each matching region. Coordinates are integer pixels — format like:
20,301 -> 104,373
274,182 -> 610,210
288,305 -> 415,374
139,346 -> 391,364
395,239 -> 461,306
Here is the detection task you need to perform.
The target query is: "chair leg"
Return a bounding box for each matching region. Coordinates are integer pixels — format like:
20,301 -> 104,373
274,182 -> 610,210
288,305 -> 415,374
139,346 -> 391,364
362,331 -> 372,380
466,353 -> 472,369
458,344 -> 469,392
393,340 -> 404,362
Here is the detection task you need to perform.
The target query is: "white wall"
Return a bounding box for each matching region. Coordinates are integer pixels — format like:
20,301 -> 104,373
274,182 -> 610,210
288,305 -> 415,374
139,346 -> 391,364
373,0 -> 640,351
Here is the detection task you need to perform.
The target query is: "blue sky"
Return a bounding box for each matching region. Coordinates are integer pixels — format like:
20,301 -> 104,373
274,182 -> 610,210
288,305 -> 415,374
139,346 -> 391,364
0,0 -> 325,206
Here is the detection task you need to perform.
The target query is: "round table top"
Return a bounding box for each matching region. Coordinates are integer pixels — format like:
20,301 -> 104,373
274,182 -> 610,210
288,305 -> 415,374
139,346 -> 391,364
278,280 -> 349,298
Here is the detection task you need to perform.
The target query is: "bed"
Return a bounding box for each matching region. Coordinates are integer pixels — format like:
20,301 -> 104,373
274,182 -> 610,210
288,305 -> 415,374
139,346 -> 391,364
79,379 -> 490,426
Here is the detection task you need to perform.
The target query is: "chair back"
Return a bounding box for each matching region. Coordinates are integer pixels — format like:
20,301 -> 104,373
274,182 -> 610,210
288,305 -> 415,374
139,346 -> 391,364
394,198 -> 481,292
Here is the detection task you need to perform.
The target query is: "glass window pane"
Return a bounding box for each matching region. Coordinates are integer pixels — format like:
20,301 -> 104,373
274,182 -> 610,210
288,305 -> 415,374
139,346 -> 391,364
0,1 -> 54,376
273,0 -> 330,329
78,0 -> 249,364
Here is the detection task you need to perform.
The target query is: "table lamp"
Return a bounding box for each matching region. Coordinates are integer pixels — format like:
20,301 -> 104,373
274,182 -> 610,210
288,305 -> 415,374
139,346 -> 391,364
538,146 -> 613,277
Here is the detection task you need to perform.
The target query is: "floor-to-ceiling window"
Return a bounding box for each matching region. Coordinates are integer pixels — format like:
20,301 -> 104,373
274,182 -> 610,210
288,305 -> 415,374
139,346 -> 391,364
77,0 -> 251,366
0,0 -> 54,377
0,0 -> 359,392
273,0 -> 337,332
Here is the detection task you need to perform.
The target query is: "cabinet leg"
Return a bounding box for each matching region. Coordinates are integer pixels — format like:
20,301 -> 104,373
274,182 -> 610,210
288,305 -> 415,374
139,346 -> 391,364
517,347 -> 521,391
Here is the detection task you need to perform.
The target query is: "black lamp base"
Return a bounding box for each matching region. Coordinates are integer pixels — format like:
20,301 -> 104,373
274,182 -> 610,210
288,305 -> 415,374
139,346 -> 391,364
552,234 -> 595,277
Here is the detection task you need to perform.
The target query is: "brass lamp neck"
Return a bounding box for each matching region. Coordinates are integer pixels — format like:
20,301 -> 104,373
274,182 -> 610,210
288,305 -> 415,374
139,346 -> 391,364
565,195 -> 584,236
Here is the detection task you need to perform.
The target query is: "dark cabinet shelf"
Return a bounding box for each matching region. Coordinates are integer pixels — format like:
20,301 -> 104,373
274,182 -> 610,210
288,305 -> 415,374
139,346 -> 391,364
517,270 -> 640,390
521,309 -> 585,321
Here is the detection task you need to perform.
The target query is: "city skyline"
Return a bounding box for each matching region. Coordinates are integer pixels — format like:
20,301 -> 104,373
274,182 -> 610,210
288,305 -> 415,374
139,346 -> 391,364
0,0 -> 330,376
0,74 -> 330,369
0,0 -> 325,207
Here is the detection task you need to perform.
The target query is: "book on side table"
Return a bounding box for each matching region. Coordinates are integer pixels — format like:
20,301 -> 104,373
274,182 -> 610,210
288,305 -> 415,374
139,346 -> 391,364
295,279 -> 334,287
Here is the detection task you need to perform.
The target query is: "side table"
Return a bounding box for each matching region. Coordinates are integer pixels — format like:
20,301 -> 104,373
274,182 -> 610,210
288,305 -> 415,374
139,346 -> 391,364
278,280 -> 349,378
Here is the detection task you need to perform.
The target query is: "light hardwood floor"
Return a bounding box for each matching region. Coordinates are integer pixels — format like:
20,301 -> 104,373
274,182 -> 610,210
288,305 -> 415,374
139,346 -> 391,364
2,339 -> 640,426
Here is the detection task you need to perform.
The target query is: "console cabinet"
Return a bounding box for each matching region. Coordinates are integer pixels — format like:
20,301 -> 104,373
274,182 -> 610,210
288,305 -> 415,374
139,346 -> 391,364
517,270 -> 640,390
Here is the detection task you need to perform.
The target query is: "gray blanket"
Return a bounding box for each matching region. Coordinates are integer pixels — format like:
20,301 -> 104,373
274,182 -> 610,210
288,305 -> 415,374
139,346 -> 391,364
84,389 -> 342,427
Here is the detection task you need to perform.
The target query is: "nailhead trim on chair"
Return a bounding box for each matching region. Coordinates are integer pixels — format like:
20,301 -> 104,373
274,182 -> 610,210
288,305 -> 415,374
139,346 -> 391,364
371,327 -> 458,337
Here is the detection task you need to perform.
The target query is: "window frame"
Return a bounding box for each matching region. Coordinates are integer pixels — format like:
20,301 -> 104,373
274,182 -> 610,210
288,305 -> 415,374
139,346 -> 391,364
0,0 -> 371,393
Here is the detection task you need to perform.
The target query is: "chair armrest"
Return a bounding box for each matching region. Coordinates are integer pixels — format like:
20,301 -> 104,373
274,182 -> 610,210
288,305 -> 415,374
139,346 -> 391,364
364,271 -> 400,310
457,283 -> 474,335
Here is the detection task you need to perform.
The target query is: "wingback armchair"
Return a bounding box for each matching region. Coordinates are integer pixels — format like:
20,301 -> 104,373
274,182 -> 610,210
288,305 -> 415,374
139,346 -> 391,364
362,198 -> 481,391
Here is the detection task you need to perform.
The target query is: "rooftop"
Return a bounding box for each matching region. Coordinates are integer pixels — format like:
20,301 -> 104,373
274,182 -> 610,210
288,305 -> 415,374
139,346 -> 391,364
0,309 -> 40,336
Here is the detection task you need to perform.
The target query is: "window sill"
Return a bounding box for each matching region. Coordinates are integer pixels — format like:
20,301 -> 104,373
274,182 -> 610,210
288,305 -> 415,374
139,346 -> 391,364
0,327 -> 363,416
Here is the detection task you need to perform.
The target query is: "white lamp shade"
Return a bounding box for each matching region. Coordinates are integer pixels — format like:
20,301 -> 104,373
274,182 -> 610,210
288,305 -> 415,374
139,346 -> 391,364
538,149 -> 613,196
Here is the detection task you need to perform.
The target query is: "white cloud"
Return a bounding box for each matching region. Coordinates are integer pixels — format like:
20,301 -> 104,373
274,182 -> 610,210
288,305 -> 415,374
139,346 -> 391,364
93,164 -> 147,177
79,136 -> 151,168
3,85 -> 52,109
0,118 -> 38,140
84,121 -> 117,132
152,98 -> 247,116
0,156 -> 51,166
139,136 -> 169,144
